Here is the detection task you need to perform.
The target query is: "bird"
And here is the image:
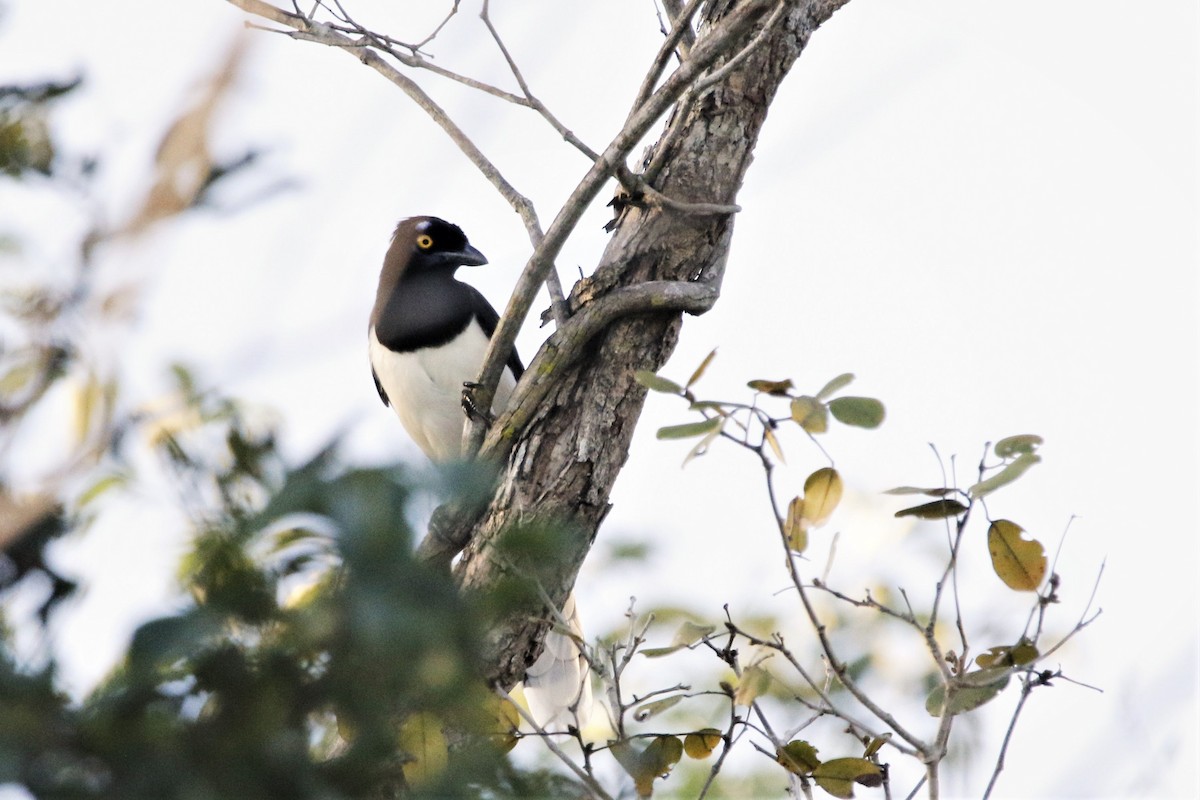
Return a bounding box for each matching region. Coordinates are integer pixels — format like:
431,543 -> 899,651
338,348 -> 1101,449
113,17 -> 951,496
368,215 -> 591,730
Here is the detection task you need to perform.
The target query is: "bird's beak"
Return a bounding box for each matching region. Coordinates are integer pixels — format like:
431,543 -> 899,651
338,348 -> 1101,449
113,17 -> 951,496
456,243 -> 488,267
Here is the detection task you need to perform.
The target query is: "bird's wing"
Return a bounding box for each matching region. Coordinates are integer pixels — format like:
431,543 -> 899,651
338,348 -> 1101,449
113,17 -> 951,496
466,285 -> 525,380
371,364 -> 390,407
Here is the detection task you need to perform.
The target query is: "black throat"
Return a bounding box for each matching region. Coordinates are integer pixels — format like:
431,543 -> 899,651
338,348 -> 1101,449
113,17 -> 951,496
373,270 -> 474,353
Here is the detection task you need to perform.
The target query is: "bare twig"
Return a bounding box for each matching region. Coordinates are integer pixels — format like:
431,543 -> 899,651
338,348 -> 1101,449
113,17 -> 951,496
466,0 -> 776,454
632,0 -> 706,113
498,687 -> 614,800
413,0 -> 460,50
227,0 -> 543,242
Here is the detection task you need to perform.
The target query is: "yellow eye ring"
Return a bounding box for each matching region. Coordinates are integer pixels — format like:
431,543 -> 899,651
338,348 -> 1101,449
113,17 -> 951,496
416,234 -> 434,250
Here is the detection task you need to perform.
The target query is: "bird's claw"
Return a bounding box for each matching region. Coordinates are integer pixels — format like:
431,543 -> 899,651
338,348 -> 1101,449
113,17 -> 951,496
461,382 -> 495,425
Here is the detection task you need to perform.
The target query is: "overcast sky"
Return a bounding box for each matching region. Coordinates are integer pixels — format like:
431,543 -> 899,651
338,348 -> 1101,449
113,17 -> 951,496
2,1 -> 1197,797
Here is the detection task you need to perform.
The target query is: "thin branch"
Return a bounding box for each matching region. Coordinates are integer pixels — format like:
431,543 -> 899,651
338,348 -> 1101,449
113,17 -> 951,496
631,0 -> 706,113
481,0 -> 600,163
227,0 -> 543,243
758,444 -> 929,754
688,0 -> 790,96
659,0 -> 697,59
498,687 -> 614,800
480,281 -> 719,461
465,0 -> 776,454
413,0 -> 460,50
981,677 -> 1034,800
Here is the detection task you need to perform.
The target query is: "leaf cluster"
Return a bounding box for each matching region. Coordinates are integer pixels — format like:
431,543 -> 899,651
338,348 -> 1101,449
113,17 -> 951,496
0,384 -> 558,800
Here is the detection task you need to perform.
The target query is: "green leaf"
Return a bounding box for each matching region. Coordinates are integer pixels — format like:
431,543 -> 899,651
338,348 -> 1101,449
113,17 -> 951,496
619,736 -> 684,796
748,378 -> 794,396
894,499 -> 968,519
634,694 -> 684,721
883,486 -> 956,497
926,670 -> 1011,717
790,396 -> 828,434
671,620 -> 716,647
828,396 -> 885,429
969,453 -> 1041,498
801,467 -> 843,527
815,372 -> 855,401
686,348 -> 717,388
681,424 -> 722,467
636,370 -> 683,395
976,640 -> 1040,669
994,434 -> 1044,458
987,520 -> 1047,591
642,621 -> 715,657
777,740 -> 821,776
77,472 -> 128,507
684,729 -> 722,759
812,757 -> 883,798
656,417 -> 722,440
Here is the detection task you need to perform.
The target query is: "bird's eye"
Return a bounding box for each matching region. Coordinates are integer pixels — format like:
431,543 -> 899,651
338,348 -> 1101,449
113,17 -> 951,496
416,234 -> 434,250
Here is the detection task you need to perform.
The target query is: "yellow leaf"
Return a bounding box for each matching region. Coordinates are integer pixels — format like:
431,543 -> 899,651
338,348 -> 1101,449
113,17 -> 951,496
862,733 -> 891,758
763,425 -> 785,463
790,395 -> 828,433
73,376 -> 101,443
987,520 -> 1047,591
801,467 -> 842,527
686,348 -> 717,388
481,693 -> 520,753
398,712 -> 448,788
784,496 -> 808,553
684,729 -> 722,759
734,663 -> 772,706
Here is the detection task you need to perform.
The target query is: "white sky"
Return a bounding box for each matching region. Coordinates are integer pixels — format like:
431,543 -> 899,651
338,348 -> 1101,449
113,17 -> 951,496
1,1 -> 1197,798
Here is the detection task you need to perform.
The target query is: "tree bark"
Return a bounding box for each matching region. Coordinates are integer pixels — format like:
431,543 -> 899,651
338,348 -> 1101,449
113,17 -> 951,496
454,0 -> 850,689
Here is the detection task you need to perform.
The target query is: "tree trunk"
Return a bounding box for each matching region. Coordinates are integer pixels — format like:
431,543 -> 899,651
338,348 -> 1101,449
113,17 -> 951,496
454,0 -> 850,689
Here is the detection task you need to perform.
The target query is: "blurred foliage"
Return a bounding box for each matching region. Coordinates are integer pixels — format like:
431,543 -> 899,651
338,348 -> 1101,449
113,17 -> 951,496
0,77 -> 81,177
0,367 -> 585,799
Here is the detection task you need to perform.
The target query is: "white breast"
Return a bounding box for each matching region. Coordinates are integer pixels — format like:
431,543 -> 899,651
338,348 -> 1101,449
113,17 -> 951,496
369,324 -> 517,462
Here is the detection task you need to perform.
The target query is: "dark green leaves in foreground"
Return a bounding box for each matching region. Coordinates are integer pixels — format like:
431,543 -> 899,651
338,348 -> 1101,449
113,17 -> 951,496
0,430 -> 522,799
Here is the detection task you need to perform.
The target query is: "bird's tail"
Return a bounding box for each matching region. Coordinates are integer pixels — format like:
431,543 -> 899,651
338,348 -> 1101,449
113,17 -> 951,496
522,591 -> 592,732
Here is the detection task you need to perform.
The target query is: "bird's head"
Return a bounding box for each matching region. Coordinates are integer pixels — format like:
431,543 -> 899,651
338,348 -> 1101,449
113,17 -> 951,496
387,216 -> 488,275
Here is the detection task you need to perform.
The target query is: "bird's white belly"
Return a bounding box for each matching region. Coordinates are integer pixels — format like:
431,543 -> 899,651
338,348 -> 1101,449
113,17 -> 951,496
369,325 -> 516,462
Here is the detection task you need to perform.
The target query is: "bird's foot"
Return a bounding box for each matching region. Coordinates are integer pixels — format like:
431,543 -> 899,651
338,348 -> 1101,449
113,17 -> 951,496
461,382 -> 495,425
